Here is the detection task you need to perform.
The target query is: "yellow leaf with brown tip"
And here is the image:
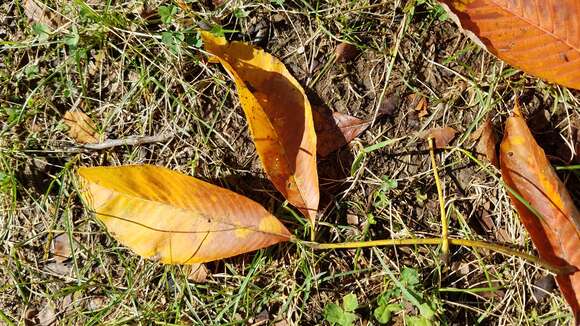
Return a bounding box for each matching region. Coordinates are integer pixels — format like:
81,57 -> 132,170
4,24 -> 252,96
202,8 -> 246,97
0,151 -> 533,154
78,165 -> 291,264
200,31 -> 319,226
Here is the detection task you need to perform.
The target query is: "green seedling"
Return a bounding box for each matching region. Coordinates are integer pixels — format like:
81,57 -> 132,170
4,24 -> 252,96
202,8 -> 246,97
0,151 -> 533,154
323,293 -> 359,326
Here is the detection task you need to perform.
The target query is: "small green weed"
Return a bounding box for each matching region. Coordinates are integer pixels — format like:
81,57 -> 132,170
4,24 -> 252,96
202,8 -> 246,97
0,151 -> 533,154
373,267 -> 441,325
323,293 -> 359,326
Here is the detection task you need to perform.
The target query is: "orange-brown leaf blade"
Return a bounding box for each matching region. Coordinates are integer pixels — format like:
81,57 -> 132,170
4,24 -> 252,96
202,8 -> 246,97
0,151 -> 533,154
440,0 -> 580,90
200,31 -> 319,225
63,111 -> 101,144
500,106 -> 580,318
78,165 -> 291,264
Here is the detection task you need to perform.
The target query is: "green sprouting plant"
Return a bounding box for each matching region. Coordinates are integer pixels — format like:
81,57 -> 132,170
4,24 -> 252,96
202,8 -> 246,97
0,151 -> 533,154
32,23 -> 51,42
323,293 -> 359,326
158,5 -> 178,25
373,267 -> 441,325
161,31 -> 184,54
373,176 -> 398,208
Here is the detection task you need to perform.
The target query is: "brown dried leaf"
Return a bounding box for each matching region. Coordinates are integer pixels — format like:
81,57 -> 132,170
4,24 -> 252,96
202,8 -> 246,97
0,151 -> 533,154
313,106 -> 370,157
414,96 -> 429,118
187,263 -> 208,283
474,119 -> 499,168
63,111 -> 101,144
500,102 -> 580,318
335,43 -> 359,63
425,127 -> 457,148
23,0 -> 60,28
51,233 -> 73,263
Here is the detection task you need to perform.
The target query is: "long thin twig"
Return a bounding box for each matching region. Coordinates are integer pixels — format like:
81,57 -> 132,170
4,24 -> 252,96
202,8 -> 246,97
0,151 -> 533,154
68,134 -> 173,152
302,237 -> 572,275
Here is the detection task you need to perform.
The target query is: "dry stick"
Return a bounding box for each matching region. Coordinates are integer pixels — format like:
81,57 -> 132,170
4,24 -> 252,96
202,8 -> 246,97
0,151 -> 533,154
429,137 -> 449,261
73,134 -> 173,151
303,237 -> 571,275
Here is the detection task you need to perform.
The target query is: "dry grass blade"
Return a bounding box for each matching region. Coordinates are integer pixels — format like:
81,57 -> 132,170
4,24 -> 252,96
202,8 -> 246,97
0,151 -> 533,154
500,102 -> 580,319
77,165 -> 291,264
440,0 -> 580,89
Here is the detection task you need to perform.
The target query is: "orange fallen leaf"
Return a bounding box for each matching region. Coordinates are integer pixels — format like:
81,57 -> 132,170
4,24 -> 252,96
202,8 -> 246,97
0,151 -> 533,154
424,127 -> 457,148
313,106 -> 370,157
77,165 -> 291,264
201,31 -> 319,228
335,43 -> 359,63
440,0 -> 580,90
473,119 -> 498,168
500,102 -> 580,319
63,111 -> 101,144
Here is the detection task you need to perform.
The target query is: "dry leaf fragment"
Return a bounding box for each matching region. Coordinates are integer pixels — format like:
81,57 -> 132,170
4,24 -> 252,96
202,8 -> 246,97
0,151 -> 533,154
187,263 -> 208,283
500,102 -> 580,318
335,43 -> 359,63
200,31 -> 319,227
78,165 -> 291,264
23,0 -> 60,29
63,111 -> 101,144
51,233 -> 73,263
45,262 -> 72,275
425,127 -> 457,148
413,96 -> 429,118
439,0 -> 580,90
313,106 -> 370,157
473,119 -> 499,168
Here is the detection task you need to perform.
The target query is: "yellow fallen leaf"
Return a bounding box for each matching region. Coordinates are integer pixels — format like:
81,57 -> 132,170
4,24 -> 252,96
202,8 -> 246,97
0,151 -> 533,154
63,111 -> 101,144
77,165 -> 291,264
200,31 -> 319,229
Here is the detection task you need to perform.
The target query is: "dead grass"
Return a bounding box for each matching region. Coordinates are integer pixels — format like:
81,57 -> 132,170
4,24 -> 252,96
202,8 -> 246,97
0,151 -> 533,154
1,0 -> 578,325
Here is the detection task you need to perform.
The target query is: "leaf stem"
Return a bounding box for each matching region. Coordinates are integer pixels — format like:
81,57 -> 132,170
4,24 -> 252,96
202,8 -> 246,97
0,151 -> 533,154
305,237 -> 571,275
429,138 -> 448,260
